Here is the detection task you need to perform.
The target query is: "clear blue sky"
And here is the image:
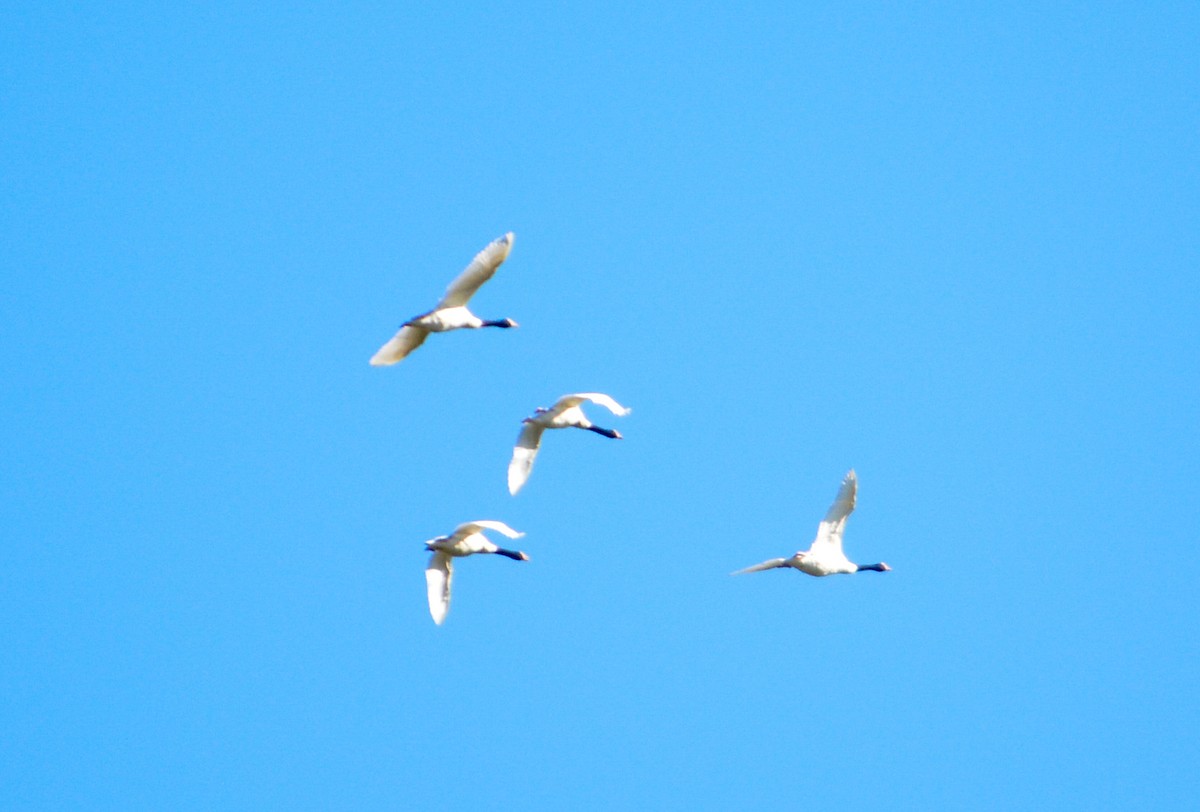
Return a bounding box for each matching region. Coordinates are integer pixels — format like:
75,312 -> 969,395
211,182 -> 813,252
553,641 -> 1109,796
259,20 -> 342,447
3,2 -> 1197,809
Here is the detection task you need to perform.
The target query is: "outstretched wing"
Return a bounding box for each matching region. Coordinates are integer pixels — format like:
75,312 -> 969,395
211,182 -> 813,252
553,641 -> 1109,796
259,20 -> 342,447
731,558 -> 790,575
812,469 -> 857,556
454,519 -> 524,540
508,422 -> 547,495
436,233 -> 515,308
425,551 -> 453,625
370,325 -> 429,366
550,392 -> 632,417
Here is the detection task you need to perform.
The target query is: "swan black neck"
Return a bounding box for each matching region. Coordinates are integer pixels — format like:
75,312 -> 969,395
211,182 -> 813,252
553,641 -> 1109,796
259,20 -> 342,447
585,425 -> 621,439
495,548 -> 527,561
857,563 -> 890,572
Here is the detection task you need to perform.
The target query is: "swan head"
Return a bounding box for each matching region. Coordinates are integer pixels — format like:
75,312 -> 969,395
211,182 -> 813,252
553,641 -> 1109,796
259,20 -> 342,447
495,548 -> 530,562
498,318 -> 519,328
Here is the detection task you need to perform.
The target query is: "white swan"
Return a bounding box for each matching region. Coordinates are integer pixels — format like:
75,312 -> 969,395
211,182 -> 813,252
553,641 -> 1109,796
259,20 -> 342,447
371,233 -> 518,366
507,393 -> 631,495
733,470 -> 891,577
423,520 -> 528,625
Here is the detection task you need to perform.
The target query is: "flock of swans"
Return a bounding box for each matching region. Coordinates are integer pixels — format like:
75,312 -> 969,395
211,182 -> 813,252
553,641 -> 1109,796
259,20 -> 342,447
371,232 -> 890,625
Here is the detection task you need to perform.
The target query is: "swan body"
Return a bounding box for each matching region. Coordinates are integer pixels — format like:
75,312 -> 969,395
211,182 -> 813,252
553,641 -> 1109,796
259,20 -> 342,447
508,393 -> 631,495
371,233 -> 517,366
733,470 -> 891,578
424,520 -> 529,625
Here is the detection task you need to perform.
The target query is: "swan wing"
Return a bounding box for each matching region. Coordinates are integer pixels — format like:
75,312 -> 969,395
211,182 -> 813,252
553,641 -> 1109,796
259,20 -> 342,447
550,392 -> 631,417
575,392 -> 631,416
370,325 -> 429,366
425,551 -> 453,625
732,558 -> 790,575
455,520 -> 525,540
436,232 -> 514,308
508,422 -> 546,495
812,469 -> 857,556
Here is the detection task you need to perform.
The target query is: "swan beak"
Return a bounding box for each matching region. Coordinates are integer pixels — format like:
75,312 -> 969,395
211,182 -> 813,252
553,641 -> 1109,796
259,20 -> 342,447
612,430 -> 623,439
881,563 -> 893,571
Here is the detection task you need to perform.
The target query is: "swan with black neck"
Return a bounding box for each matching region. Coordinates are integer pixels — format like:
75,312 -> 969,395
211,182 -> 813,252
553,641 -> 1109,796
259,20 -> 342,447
371,232 -> 518,366
733,470 -> 891,578
508,393 -> 631,495
423,520 -> 529,625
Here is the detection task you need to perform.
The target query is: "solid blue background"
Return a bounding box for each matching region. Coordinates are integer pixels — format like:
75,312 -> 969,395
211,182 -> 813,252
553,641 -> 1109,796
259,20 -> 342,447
2,3 -> 1197,808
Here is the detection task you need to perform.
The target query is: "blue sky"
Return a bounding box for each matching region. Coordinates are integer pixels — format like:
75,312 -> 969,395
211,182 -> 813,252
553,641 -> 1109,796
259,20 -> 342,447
2,2 -> 1197,808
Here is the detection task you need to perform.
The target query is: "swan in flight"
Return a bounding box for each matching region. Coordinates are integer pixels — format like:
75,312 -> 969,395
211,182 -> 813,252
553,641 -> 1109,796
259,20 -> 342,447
423,520 -> 529,625
371,232 -> 518,366
732,470 -> 891,577
507,393 -> 630,495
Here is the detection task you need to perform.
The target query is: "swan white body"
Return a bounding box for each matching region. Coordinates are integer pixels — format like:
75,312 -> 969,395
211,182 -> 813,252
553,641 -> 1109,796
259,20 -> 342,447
508,393 -> 631,495
371,233 -> 518,366
733,470 -> 891,577
424,520 -> 528,625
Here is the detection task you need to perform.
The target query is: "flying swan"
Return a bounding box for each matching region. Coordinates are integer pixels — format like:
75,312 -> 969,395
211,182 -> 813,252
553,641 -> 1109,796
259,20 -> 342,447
732,470 -> 891,577
507,393 -> 630,495
423,520 -> 529,625
371,233 -> 518,366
